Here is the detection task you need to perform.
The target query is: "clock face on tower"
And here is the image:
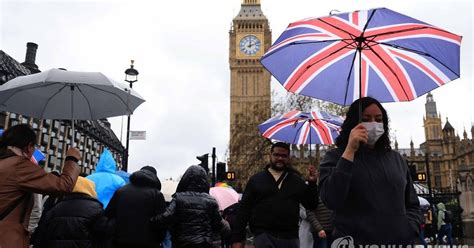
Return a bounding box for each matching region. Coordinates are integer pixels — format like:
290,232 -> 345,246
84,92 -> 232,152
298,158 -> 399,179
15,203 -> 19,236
239,35 -> 261,56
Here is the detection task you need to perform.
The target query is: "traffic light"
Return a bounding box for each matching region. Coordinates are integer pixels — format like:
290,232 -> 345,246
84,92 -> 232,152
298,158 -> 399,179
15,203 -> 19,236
216,162 -> 226,182
196,154 -> 209,174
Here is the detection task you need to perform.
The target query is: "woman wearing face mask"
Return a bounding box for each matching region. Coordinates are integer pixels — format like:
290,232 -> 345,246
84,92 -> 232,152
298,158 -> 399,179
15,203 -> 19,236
0,124 -> 81,248
318,97 -> 421,246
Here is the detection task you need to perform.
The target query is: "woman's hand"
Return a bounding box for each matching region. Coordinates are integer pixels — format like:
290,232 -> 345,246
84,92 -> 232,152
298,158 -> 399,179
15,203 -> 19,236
66,147 -> 82,161
342,124 -> 368,161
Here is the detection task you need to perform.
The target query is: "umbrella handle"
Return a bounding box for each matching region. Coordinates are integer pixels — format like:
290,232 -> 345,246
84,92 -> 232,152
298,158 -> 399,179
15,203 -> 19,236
70,120 -> 75,147
70,85 -> 75,147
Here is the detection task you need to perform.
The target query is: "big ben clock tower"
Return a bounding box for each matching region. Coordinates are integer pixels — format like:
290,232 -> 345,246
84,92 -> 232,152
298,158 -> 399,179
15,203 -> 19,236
228,0 -> 271,188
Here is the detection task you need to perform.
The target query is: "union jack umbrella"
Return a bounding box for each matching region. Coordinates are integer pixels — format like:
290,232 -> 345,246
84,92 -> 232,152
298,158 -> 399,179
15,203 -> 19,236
261,8 -> 462,106
258,110 -> 343,145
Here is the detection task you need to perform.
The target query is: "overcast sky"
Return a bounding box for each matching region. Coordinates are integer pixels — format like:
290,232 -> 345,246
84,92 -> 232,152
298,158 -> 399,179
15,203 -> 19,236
1,0 -> 472,180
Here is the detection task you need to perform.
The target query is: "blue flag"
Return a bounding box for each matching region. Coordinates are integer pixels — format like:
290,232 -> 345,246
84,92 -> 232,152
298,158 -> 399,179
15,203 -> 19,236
31,149 -> 46,165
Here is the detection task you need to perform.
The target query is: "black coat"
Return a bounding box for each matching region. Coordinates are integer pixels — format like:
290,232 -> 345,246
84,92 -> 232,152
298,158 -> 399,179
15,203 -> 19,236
35,193 -> 107,248
151,165 -> 229,248
231,167 -> 319,242
319,147 -> 421,245
105,169 -> 166,247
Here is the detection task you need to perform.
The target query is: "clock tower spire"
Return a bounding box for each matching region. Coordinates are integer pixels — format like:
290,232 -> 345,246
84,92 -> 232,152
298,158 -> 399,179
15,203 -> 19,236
228,0 -> 271,187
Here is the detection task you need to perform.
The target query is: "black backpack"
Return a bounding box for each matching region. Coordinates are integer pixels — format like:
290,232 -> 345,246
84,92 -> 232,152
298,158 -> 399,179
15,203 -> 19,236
444,210 -> 453,224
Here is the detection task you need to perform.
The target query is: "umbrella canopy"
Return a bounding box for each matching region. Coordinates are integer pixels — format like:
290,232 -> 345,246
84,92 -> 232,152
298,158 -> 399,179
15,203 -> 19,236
215,182 -> 232,188
418,196 -> 430,209
261,7 -> 462,106
0,68 -> 145,120
413,182 -> 439,195
210,186 -> 240,211
161,180 -> 179,202
258,110 -> 343,145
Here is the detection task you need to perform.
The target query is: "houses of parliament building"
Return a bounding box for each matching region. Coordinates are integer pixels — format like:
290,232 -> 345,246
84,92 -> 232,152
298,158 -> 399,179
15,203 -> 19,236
397,92 -> 474,192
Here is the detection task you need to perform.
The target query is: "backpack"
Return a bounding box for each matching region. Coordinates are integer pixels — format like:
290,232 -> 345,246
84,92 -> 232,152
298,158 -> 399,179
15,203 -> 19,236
443,210 -> 453,224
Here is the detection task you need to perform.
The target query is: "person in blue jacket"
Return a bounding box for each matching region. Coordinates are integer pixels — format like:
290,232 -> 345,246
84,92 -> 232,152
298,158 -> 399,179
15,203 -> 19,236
87,148 -> 126,208
319,97 -> 422,245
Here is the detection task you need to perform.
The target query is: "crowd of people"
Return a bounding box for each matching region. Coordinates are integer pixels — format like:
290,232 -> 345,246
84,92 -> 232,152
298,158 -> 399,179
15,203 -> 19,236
0,97 -> 458,248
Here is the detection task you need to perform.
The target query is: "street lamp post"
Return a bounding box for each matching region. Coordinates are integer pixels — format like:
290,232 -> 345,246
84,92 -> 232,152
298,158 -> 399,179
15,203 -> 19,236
123,60 -> 139,171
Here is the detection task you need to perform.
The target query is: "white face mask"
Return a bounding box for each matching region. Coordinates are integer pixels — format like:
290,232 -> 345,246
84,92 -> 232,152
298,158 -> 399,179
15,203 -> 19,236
361,122 -> 385,145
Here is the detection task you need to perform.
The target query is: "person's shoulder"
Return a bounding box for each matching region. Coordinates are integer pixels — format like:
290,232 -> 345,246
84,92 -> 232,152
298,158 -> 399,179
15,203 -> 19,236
79,194 -> 104,208
286,167 -> 302,177
248,170 -> 271,182
320,147 -> 343,165
384,150 -> 406,163
287,170 -> 306,184
12,156 -> 44,178
199,192 -> 218,202
198,193 -> 220,208
115,183 -> 132,193
326,147 -> 343,156
13,155 -> 34,169
174,191 -> 196,199
247,170 -> 265,179
69,195 -> 104,214
175,191 -> 212,203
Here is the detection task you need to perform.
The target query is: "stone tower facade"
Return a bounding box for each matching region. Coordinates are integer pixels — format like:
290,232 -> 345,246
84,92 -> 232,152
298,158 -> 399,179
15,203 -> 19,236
228,0 -> 272,188
424,92 -> 442,142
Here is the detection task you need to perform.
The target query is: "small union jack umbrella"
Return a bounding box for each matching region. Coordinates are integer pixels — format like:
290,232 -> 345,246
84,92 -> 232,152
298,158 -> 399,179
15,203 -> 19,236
258,110 -> 343,145
261,8 -> 462,106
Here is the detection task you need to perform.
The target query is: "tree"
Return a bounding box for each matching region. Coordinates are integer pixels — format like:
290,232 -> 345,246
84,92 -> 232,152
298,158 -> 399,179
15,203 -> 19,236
227,101 -> 272,188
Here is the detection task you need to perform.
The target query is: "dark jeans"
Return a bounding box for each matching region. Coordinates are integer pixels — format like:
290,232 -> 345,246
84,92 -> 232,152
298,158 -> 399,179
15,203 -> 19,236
437,223 -> 453,248
312,231 -> 332,248
419,228 -> 428,248
253,232 -> 299,248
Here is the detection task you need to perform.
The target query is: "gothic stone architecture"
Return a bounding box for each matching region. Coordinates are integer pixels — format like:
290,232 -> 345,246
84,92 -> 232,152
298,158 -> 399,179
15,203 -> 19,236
397,92 -> 474,237
397,92 -> 474,191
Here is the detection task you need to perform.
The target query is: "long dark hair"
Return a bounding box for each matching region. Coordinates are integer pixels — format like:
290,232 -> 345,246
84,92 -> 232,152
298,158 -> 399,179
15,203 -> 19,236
335,97 -> 391,153
0,124 -> 37,154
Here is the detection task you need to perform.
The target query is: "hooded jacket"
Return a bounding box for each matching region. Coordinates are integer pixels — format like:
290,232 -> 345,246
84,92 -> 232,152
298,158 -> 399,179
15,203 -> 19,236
306,199 -> 334,234
86,149 -> 126,208
36,177 -> 108,248
437,202 -> 447,230
319,147 -> 422,245
0,150 -> 80,248
105,169 -> 166,247
151,165 -> 230,248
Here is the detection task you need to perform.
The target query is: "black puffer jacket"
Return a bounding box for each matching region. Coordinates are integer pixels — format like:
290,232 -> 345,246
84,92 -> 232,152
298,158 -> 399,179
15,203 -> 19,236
36,193 -> 107,248
105,169 -> 166,247
151,165 -> 230,248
